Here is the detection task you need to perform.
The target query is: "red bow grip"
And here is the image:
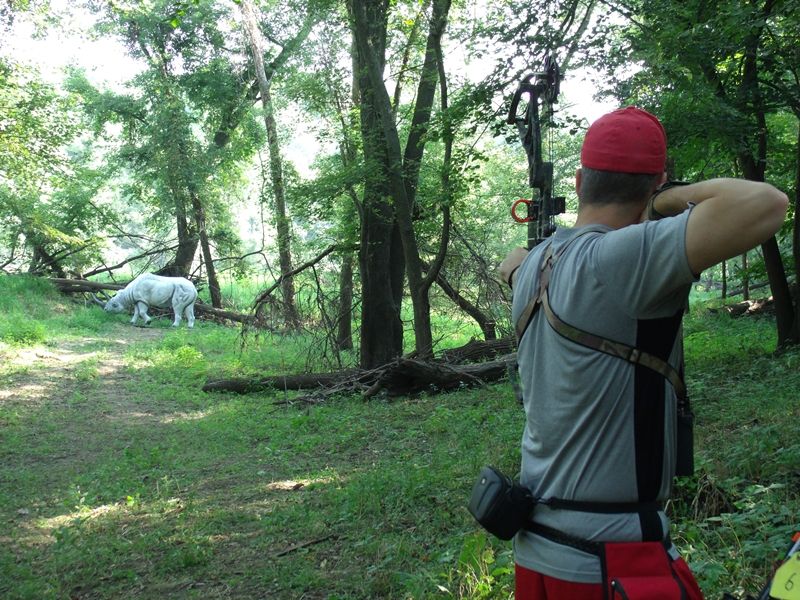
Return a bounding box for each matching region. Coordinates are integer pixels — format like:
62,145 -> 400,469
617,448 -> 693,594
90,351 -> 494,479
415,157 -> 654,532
511,198 -> 533,223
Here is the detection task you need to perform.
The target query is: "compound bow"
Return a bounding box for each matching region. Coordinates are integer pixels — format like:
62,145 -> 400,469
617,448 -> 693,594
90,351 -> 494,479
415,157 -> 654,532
507,55 -> 565,249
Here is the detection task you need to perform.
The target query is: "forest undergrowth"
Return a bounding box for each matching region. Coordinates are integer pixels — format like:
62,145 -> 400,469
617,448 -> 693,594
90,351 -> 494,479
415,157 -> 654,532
0,275 -> 797,599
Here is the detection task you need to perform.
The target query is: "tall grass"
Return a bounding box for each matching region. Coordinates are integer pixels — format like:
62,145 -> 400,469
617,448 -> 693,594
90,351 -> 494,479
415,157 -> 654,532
0,275 -> 57,344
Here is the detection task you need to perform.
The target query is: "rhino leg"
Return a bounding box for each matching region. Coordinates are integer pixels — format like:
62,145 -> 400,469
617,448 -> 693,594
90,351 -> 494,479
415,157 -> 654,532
135,302 -> 152,325
131,303 -> 140,324
184,303 -> 195,328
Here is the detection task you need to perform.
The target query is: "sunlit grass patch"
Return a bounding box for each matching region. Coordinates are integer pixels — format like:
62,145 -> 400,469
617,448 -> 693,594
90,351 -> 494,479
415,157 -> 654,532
71,356 -> 101,382
0,275 -> 61,318
0,317 -> 47,345
17,495 -> 215,595
62,305 -> 111,332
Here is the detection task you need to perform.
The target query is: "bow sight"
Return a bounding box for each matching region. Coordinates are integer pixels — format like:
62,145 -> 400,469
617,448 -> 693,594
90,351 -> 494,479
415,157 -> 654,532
507,55 -> 565,249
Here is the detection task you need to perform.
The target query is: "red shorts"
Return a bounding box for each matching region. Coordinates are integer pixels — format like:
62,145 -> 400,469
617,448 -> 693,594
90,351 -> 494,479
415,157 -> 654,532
515,564 -> 604,600
515,558 -> 704,599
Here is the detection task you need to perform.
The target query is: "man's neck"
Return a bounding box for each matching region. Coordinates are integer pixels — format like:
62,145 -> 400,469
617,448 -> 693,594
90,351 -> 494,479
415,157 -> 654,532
574,203 -> 644,230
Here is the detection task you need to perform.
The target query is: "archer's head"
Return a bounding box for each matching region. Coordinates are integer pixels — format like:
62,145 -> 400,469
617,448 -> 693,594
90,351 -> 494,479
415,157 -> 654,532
575,107 -> 668,210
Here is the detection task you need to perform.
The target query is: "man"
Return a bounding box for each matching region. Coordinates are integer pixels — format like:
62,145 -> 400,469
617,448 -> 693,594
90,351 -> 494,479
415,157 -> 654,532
499,106 -> 787,599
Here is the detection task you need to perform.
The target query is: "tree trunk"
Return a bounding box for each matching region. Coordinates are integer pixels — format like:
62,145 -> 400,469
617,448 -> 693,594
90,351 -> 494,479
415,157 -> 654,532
349,0 -> 405,369
740,134 -> 797,344
794,121 -> 800,279
423,261 -> 496,340
190,190 -> 222,307
721,260 -> 727,299
350,0 -> 451,360
28,244 -> 66,277
161,91 -> 198,277
160,185 -> 197,277
437,274 -> 496,340
695,0 -> 797,347
331,50 -> 364,355
737,30 -> 797,346
423,24 -> 453,299
336,251 -> 354,350
264,85 -> 301,328
240,0 -> 301,329
741,251 -> 749,301
703,270 -> 713,292
358,190 -> 404,368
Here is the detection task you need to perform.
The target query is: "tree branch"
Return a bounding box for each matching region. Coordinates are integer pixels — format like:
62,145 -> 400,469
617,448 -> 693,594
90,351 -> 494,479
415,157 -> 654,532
420,23 -> 451,293
81,244 -> 180,278
252,244 -> 344,308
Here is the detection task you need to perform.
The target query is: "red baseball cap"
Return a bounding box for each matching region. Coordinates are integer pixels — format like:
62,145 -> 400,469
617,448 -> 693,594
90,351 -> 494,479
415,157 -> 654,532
580,106 -> 667,174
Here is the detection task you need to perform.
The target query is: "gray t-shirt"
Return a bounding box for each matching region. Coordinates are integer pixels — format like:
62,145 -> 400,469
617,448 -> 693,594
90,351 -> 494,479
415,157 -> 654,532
511,211 -> 697,583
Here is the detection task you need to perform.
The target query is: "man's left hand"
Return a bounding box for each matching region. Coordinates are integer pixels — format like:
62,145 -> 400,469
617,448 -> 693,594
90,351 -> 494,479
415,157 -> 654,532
499,247 -> 529,288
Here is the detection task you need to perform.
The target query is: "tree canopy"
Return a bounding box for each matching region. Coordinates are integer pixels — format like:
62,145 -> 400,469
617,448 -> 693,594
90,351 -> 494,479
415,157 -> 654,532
0,0 -> 797,362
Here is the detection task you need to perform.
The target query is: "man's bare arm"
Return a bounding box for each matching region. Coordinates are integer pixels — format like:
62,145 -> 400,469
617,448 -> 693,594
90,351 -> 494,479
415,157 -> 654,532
651,178 -> 788,273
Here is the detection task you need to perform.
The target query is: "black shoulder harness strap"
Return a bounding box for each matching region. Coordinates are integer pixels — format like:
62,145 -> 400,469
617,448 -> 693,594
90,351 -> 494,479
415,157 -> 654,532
515,234 -> 687,401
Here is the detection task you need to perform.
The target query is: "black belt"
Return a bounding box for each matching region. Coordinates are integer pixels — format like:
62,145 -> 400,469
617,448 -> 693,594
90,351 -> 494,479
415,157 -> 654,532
539,497 -> 664,514
527,496 -> 666,552
525,512 -> 666,556
526,522 -> 605,556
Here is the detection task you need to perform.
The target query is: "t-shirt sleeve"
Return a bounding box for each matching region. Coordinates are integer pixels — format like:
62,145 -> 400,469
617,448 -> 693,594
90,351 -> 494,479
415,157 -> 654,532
592,211 -> 698,317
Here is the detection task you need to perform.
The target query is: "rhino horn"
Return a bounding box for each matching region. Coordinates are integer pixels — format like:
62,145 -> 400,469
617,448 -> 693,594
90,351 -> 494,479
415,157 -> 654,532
91,293 -> 107,308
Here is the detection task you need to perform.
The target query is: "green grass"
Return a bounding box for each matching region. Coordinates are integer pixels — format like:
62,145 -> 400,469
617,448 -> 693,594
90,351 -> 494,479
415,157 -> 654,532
675,308 -> 800,596
0,274 -> 797,599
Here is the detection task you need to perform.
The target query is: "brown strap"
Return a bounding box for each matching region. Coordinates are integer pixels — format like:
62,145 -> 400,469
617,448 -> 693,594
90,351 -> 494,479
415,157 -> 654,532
515,244 -> 554,340
515,240 -> 687,401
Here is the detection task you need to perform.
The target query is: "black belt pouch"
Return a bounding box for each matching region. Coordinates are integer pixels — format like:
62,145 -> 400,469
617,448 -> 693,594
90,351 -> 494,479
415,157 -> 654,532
467,466 -> 534,541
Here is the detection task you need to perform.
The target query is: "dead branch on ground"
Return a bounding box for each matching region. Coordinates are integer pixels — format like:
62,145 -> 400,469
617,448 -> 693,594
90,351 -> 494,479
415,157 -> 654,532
710,296 -> 775,317
203,341 -> 517,402
438,337 -> 515,364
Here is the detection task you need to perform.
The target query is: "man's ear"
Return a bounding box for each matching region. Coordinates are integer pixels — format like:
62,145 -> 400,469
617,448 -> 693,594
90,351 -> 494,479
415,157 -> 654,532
575,168 -> 583,196
647,172 -> 668,198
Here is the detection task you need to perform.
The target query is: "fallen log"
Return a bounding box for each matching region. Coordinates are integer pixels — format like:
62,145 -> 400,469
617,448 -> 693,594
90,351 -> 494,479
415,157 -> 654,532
709,296 -> 774,318
192,304 -> 253,325
203,355 -> 516,400
438,337 -> 515,364
728,298 -> 773,317
202,369 -> 361,393
50,278 -> 124,293
362,356 -> 512,399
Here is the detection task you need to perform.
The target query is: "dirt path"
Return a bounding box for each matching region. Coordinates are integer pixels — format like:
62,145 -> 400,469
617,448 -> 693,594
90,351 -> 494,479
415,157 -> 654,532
0,319 -> 311,599
1,323 -> 166,417
0,325 -> 174,547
